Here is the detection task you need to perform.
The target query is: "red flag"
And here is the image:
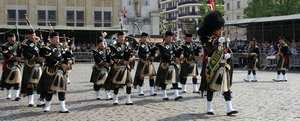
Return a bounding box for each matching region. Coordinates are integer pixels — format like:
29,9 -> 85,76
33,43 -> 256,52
123,7 -> 126,18
209,0 -> 215,10
123,6 -> 127,26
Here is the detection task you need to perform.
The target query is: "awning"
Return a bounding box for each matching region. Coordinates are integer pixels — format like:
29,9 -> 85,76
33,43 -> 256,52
225,13 -> 300,25
0,25 -> 127,32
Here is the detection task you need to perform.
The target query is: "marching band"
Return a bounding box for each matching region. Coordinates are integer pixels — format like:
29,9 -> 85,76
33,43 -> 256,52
1,10 -> 292,116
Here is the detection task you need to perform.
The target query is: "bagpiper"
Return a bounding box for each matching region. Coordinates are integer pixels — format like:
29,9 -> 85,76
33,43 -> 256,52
60,37 -> 75,84
20,30 -> 45,107
244,38 -> 261,82
198,10 -> 238,116
0,33 -> 22,101
89,37 -> 112,100
133,32 -> 157,96
37,32 -> 71,113
103,31 -> 134,105
273,36 -> 292,82
180,33 -> 200,93
155,31 -> 183,101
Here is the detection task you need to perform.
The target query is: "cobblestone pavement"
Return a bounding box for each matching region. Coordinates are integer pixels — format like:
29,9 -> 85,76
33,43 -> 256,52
0,62 -> 300,121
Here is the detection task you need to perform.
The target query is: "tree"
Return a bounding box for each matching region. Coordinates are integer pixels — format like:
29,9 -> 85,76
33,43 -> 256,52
244,0 -> 300,18
199,0 -> 224,24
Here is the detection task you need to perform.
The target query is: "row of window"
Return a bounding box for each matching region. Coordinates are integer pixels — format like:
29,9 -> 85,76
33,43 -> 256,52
7,10 -> 112,27
226,1 -> 241,10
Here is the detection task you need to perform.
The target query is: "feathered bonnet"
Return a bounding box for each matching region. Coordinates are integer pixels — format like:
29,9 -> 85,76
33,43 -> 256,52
197,10 -> 225,38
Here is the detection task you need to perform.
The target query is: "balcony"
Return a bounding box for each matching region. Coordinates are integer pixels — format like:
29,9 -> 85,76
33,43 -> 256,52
178,0 -> 201,6
178,11 -> 201,17
166,6 -> 177,11
167,16 -> 177,21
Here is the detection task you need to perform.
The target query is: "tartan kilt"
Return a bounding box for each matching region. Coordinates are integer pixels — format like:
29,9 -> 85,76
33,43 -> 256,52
103,64 -> 132,90
277,57 -> 290,70
133,60 -> 156,88
199,62 -> 208,92
248,59 -> 258,70
20,64 -> 35,95
37,68 -> 67,92
0,68 -> 11,89
155,62 -> 180,87
180,62 -> 199,77
90,67 -> 101,83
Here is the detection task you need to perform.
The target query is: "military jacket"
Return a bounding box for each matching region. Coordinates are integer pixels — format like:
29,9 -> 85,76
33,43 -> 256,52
92,47 -> 110,64
138,41 -> 151,60
247,45 -> 260,60
1,42 -> 21,61
182,42 -> 198,58
277,43 -> 292,56
158,41 -> 177,62
43,44 -> 64,67
109,42 -> 130,62
21,39 -> 42,60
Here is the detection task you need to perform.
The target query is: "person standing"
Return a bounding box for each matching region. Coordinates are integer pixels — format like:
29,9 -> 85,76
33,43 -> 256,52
244,38 -> 261,82
198,10 -> 238,116
180,33 -> 200,93
133,32 -> 157,96
155,31 -> 183,101
20,30 -> 45,107
273,36 -> 292,82
103,31 -> 134,105
89,38 -> 112,100
0,33 -> 22,101
37,32 -> 71,113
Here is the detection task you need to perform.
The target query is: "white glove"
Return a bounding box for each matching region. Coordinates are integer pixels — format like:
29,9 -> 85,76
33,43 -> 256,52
218,37 -> 225,43
224,53 -> 231,60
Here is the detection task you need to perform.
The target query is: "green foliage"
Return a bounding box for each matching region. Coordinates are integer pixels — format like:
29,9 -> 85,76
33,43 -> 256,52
199,0 -> 224,24
244,0 -> 300,18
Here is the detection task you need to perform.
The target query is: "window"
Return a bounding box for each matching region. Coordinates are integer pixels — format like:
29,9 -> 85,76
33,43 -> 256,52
144,0 -> 149,6
128,0 -> 132,5
18,10 -> 26,20
94,23 -> 102,27
67,11 -> 74,21
237,1 -> 240,9
66,10 -> 84,26
237,15 -> 240,19
226,17 -> 229,20
94,11 -> 102,21
227,3 -> 230,10
104,12 -> 111,22
38,10 -> 46,20
104,23 -> 111,27
7,9 -> 27,25
7,10 -> 16,20
76,11 -> 84,21
48,11 -> 56,21
37,22 -> 46,26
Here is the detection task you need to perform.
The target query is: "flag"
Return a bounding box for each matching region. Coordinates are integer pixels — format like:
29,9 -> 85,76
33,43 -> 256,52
123,6 -> 127,26
209,0 -> 215,10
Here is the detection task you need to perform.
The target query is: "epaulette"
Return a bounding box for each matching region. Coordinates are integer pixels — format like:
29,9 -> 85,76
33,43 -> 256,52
158,41 -> 165,48
21,39 -> 28,46
92,48 -> 99,53
0,42 -> 8,47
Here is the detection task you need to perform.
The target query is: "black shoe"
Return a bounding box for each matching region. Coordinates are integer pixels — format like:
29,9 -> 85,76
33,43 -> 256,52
15,97 -> 21,101
37,104 -> 45,107
138,94 -> 144,96
178,87 -> 182,90
6,98 -> 11,100
174,96 -> 183,101
28,104 -> 34,107
113,103 -> 118,105
96,98 -> 101,100
193,91 -> 200,93
106,98 -> 113,100
44,110 -> 49,112
207,112 -> 214,115
163,98 -> 169,100
126,103 -> 133,105
150,93 -> 157,96
182,91 -> 187,93
227,110 -> 238,116
251,80 -> 257,82
59,111 -> 70,113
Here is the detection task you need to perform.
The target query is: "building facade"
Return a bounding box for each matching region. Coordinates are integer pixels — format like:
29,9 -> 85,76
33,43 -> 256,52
224,0 -> 248,40
121,0 -> 160,36
0,0 -> 124,44
159,0 -> 210,40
